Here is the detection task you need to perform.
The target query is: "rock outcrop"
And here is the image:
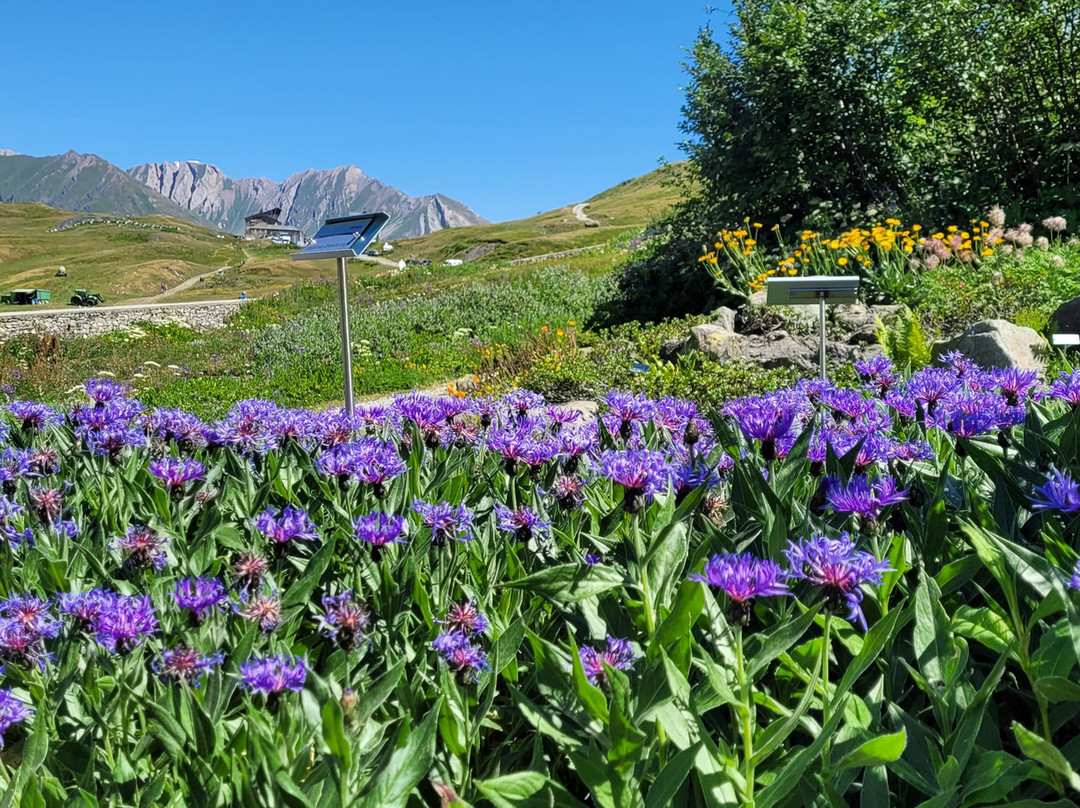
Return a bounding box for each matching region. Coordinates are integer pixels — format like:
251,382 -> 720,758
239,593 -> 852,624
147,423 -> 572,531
933,320 -> 1047,373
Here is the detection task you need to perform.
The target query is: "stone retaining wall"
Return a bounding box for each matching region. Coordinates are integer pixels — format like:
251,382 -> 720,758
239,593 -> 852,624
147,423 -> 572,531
0,301 -> 247,341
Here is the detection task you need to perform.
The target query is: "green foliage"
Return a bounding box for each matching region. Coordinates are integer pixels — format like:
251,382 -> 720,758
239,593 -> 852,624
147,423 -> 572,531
679,0 -> 1080,232
906,243 -> 1080,336
878,306 -> 932,368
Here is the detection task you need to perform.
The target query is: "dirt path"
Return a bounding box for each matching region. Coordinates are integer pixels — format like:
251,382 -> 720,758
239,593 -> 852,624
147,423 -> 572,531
126,266 -> 230,305
572,202 -> 600,227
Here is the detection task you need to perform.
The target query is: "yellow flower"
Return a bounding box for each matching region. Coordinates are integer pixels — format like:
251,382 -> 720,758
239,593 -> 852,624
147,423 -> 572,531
947,225 -> 958,233
837,257 -> 849,266
744,238 -> 756,247
912,224 -> 922,231
752,222 -> 763,229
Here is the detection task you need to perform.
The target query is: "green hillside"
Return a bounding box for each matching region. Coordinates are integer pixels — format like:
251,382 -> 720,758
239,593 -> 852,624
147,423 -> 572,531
390,162 -> 691,263
0,203 -> 241,304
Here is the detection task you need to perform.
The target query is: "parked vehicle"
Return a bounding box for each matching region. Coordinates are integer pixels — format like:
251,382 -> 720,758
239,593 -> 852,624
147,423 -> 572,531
1,289 -> 51,305
70,289 -> 106,307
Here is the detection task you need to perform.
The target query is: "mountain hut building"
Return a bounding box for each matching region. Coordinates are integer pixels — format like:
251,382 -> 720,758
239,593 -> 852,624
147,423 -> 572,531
243,208 -> 305,244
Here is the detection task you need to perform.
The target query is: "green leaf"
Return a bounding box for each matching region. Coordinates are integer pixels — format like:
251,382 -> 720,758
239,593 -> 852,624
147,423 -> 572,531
491,619 -> 525,676
281,535 -> 337,608
321,697 -> 351,769
1012,722 -> 1080,791
356,659 -> 405,725
360,698 -> 442,808
475,771 -> 548,808
503,563 -> 627,602
913,570 -> 948,685
1037,675 -> 1080,703
836,729 -> 907,770
951,605 -> 1016,657
746,604 -> 821,682
645,743 -> 700,808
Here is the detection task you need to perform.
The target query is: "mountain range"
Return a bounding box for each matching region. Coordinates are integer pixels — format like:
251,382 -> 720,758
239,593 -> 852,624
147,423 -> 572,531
0,150 -> 489,239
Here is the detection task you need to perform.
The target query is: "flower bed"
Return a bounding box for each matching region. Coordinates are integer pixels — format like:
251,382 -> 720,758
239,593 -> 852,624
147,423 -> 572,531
0,359 -> 1079,804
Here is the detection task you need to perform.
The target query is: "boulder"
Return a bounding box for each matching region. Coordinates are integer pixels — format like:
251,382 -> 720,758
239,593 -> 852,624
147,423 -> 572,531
709,306 -> 738,334
834,302 -> 876,333
660,338 -> 687,362
689,324 -> 740,360
932,319 -> 1046,373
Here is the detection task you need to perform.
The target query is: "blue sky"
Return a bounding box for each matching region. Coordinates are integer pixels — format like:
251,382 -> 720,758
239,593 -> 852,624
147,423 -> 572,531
1,1 -> 728,222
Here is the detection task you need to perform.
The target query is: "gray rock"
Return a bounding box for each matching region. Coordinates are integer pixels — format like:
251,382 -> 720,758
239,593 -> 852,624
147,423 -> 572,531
709,306 -> 738,333
660,338 -> 687,362
933,319 -> 1047,373
834,303 -> 876,333
847,326 -> 880,345
689,324 -> 741,360
564,400 -> 599,421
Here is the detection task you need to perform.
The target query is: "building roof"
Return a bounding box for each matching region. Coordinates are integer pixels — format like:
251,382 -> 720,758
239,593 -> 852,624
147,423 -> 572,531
248,223 -> 304,234
245,207 -> 283,224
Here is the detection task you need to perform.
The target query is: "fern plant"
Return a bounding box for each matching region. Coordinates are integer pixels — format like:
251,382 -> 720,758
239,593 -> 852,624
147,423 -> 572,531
877,305 -> 932,368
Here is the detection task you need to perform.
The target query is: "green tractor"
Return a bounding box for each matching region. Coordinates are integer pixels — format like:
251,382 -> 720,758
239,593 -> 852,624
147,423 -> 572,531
70,290 -> 106,307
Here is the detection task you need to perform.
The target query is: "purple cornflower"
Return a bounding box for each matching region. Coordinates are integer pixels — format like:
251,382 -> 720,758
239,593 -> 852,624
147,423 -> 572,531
353,513 -> 407,553
28,486 -> 66,527
725,394 -> 801,461
854,356 -> 901,394
352,441 -> 407,496
148,457 -> 205,494
58,588 -> 117,631
232,553 -> 269,593
0,595 -> 59,670
432,630 -> 490,682
238,654 -> 307,698
254,506 -> 318,545
551,475 -> 586,511
494,504 -> 550,543
213,399 -> 281,455
95,595 -> 158,654
319,591 -> 371,651
585,553 -> 603,565
149,408 -> 208,450
1070,560 -> 1080,591
237,591 -> 283,632
0,690 -> 32,747
992,367 -> 1039,407
603,391 -> 655,440
412,499 -> 473,546
821,389 -> 877,422
437,601 -> 488,636
1047,370 -> 1080,408
689,553 -> 789,623
579,636 -> 636,686
85,378 -> 127,405
8,401 -> 62,431
1030,469 -> 1080,515
154,645 -> 223,687
784,533 -> 891,630
503,389 -> 545,419
115,525 -> 168,570
172,577 -> 227,622
599,449 -> 670,512
825,475 -> 908,522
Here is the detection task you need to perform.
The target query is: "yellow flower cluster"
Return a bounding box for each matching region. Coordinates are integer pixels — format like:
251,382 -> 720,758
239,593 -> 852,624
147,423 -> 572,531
699,217 -> 997,292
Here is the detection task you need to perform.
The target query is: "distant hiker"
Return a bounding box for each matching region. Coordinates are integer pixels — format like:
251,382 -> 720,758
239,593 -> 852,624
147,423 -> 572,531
239,291 -> 247,300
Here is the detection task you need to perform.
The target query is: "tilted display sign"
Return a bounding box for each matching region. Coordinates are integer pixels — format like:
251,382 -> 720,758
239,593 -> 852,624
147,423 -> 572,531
292,213 -> 391,414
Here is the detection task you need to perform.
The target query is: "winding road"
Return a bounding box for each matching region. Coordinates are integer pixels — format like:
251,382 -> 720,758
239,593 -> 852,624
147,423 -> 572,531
572,202 -> 600,227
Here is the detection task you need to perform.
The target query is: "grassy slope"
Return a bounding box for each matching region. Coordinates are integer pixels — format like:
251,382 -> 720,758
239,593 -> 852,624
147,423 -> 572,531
0,162 -> 690,307
388,162 -> 690,263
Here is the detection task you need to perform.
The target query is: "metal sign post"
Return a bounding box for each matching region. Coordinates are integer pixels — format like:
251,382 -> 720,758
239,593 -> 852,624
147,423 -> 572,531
291,212 -> 390,414
765,276 -> 860,381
